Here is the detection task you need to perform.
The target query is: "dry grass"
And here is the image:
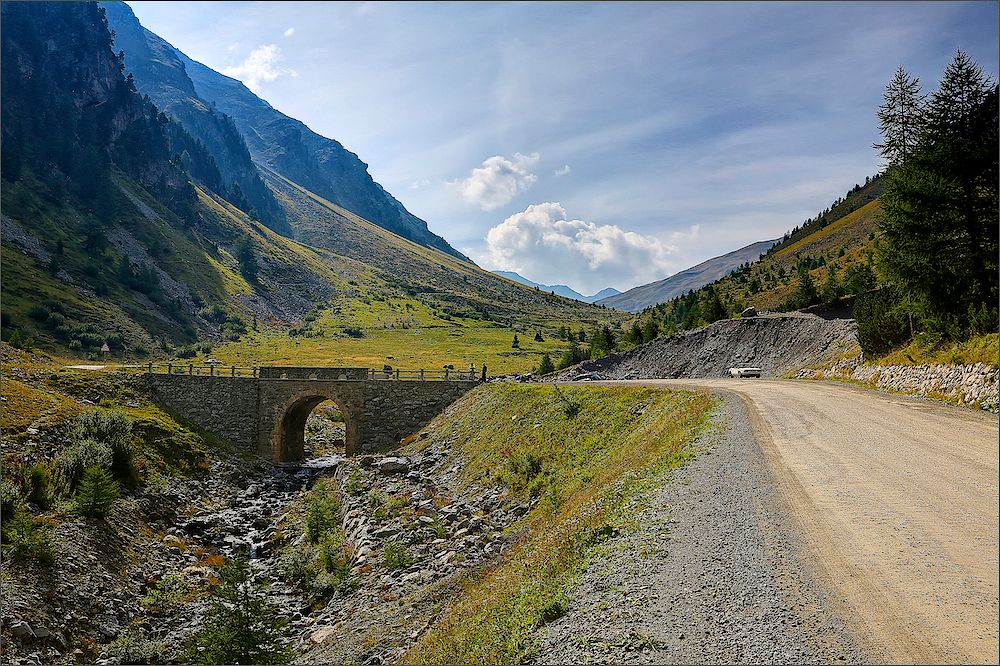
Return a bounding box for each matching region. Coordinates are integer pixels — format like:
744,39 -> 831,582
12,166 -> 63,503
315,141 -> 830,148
402,384 -> 716,664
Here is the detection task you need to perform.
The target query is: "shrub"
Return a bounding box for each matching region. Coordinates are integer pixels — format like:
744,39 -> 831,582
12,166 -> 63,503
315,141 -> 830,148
343,470 -> 366,497
305,479 -> 341,544
342,327 -> 363,338
1,478 -> 23,522
855,286 -> 910,357
184,556 -> 294,665
27,463 -> 52,509
28,304 -> 51,321
75,466 -> 119,518
0,510 -> 55,565
538,596 -> 567,624
141,572 -> 192,612
70,409 -> 135,486
536,353 -> 555,375
104,630 -> 166,665
382,540 -> 414,570
57,438 -> 113,493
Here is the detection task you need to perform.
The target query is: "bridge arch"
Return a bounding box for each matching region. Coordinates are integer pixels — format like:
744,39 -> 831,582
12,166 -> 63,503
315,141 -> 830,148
271,387 -> 361,462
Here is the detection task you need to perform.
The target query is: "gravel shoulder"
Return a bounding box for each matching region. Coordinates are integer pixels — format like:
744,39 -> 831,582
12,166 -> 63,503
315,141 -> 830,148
533,395 -> 871,664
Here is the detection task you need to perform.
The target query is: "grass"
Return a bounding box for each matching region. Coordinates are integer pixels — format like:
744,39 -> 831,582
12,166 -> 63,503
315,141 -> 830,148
401,383 -> 716,664
875,333 -> 998,368
185,293 -> 601,375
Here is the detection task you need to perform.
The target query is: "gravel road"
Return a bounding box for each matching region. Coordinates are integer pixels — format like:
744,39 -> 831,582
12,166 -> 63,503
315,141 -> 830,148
533,395 -> 870,664
548,378 -> 999,664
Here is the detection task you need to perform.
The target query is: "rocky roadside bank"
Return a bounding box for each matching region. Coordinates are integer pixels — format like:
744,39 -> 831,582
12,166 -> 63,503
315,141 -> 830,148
531,397 -> 872,664
548,313 -> 857,381
800,354 -> 999,411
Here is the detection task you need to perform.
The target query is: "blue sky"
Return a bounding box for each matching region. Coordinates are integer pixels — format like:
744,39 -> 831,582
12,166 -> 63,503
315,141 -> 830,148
129,1 -> 998,294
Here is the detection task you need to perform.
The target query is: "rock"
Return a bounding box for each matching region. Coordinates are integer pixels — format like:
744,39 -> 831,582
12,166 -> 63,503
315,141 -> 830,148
740,307 -> 758,318
162,534 -> 185,548
310,626 -> 339,644
377,457 -> 410,474
28,625 -> 50,639
10,621 -> 33,639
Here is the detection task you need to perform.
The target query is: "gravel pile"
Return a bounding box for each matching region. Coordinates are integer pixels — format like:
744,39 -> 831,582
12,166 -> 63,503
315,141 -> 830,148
532,396 -> 870,664
553,313 -> 857,380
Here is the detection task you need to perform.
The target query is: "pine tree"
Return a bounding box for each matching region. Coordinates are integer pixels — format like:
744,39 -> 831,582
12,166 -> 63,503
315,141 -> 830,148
821,266 -> 841,305
511,334 -> 520,349
875,66 -> 924,166
793,269 -> 819,309
75,466 -> 119,518
536,353 -> 555,375
876,51 -> 998,331
185,555 -> 294,665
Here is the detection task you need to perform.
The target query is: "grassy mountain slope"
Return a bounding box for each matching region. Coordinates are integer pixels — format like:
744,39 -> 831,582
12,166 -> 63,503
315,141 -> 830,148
166,41 -> 469,262
599,239 -> 779,312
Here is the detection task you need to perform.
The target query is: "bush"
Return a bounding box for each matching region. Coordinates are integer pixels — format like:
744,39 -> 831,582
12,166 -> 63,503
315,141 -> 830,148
27,304 -> 51,321
184,556 -> 293,664
70,409 -> 135,486
305,479 -> 341,544
141,572 -> 192,612
75,466 -> 119,518
104,630 -> 166,665
536,353 -> 555,375
343,470 -> 366,497
0,509 -> 55,565
104,630 -> 167,664
382,540 -> 414,570
1,478 -> 23,521
342,327 -> 363,338
27,463 -> 52,509
57,438 -> 113,493
855,286 -> 910,357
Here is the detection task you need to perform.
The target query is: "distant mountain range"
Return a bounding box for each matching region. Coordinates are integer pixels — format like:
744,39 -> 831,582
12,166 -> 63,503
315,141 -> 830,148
597,240 -> 779,312
494,272 -> 620,303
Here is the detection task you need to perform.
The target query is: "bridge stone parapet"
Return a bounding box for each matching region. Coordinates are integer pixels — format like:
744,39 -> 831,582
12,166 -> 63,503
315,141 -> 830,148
145,367 -> 478,462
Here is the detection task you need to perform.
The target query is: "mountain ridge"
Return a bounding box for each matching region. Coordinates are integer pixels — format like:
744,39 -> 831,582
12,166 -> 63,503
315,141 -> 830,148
494,271 -> 620,304
597,239 -> 779,312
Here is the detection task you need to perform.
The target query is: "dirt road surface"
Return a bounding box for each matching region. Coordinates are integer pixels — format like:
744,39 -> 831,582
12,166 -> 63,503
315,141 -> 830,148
608,378 -> 999,664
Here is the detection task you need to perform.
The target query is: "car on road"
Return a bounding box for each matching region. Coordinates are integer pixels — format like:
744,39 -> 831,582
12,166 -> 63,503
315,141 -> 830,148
729,367 -> 762,378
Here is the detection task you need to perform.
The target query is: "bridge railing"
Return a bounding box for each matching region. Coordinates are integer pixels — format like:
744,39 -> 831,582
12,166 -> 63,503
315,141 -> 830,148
121,364 -> 480,381
366,368 -> 478,381
122,363 -> 260,377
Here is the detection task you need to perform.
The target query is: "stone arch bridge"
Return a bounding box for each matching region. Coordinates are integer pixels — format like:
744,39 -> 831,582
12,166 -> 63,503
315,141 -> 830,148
144,365 -> 479,462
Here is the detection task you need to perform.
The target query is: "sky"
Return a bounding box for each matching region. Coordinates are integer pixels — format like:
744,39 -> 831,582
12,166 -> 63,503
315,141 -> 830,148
129,1 -> 998,295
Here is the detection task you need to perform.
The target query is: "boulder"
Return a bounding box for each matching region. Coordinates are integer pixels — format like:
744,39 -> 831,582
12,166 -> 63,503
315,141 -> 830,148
377,457 -> 410,474
740,307 -> 758,318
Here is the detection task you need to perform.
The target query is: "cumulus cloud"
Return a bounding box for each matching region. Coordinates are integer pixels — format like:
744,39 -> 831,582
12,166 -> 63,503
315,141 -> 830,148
223,44 -> 297,93
454,152 -> 539,210
483,202 -> 682,293
553,164 -> 571,177
283,27 -> 296,37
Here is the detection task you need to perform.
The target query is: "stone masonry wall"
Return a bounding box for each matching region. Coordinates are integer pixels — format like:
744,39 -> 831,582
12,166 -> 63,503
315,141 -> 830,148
798,354 -> 999,411
146,375 -> 260,448
359,381 -> 478,453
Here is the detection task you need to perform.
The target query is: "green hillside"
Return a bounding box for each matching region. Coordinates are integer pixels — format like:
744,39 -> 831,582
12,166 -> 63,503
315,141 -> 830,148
0,2 -> 617,373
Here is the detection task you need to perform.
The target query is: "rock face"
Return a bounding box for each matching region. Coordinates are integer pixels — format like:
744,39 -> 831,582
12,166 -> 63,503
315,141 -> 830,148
553,313 -> 857,380
800,355 -> 999,411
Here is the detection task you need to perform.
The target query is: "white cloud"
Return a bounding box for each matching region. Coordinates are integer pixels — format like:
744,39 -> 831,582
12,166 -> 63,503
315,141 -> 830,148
454,152 -> 539,210
222,44 -> 297,93
553,164 -> 571,177
283,27 -> 296,38
482,202 -> 684,293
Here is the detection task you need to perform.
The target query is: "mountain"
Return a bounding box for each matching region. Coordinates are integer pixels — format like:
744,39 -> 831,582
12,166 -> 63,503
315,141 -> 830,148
597,240 -> 779,312
1,2 -> 614,360
101,1 -> 288,234
494,272 -> 620,303
100,4 -> 467,263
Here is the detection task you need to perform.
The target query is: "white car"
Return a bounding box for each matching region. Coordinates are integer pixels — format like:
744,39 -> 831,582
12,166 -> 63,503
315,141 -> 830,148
729,367 -> 762,378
